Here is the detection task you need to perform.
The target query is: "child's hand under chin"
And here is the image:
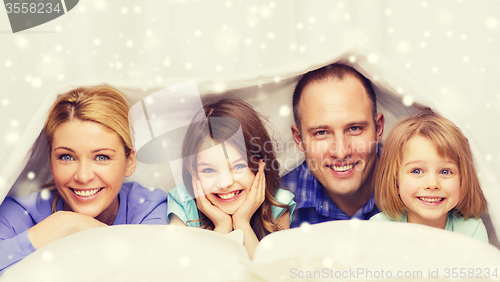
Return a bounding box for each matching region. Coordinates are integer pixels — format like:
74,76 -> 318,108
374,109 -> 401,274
232,160 -> 266,230
193,179 -> 233,234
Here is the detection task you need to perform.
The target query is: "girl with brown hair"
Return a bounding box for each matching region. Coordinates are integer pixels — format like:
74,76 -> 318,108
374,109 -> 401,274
167,97 -> 295,258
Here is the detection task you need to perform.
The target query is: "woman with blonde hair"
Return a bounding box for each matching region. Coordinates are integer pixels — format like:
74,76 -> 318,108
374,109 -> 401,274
0,86 -> 168,275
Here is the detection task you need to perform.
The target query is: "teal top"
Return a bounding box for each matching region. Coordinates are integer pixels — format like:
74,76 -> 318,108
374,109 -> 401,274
167,184 -> 296,227
370,212 -> 488,243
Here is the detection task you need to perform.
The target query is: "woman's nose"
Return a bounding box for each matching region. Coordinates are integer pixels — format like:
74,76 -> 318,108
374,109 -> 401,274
74,160 -> 95,183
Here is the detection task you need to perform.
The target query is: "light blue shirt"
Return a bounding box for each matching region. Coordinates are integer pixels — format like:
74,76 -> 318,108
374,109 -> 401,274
370,212 -> 488,243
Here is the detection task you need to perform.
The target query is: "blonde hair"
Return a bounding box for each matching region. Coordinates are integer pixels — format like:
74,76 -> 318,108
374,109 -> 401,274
42,86 -> 132,212
375,110 -> 486,220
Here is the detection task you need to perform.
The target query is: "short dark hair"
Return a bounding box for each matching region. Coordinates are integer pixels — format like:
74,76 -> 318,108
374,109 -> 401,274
292,63 -> 377,132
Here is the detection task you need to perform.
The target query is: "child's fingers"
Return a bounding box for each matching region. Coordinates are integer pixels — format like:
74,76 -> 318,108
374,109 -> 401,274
249,162 -> 262,193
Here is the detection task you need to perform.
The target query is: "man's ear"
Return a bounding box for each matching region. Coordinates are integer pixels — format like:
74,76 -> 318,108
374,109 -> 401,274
124,150 -> 137,177
375,113 -> 385,144
291,124 -> 305,152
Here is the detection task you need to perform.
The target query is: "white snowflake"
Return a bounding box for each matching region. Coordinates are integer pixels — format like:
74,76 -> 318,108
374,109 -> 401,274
279,105 -> 290,117
31,77 -> 42,88
402,95 -> 414,107
397,41 -> 410,54
322,257 -> 334,268
27,171 -> 35,180
367,53 -> 378,64
42,251 -> 53,262
93,0 -> 107,11
300,222 -> 311,233
179,256 -> 190,267
485,16 -> 498,30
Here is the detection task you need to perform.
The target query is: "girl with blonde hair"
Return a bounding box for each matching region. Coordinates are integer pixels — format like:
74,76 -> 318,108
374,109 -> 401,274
371,111 -> 487,242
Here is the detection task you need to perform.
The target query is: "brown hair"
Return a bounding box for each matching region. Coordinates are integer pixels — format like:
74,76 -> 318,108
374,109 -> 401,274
375,110 -> 486,220
42,86 -> 132,211
292,63 -> 377,132
182,97 -> 290,240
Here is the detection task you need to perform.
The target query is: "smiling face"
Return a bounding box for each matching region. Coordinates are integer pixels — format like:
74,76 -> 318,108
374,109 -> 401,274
195,139 -> 255,215
292,77 -> 384,204
398,135 -> 461,228
49,119 -> 136,225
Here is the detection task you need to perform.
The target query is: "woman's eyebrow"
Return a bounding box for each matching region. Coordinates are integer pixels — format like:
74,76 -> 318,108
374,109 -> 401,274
91,148 -> 116,153
53,146 -> 74,152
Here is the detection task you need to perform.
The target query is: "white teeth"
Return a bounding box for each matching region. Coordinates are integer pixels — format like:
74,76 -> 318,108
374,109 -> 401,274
217,191 -> 240,200
331,164 -> 354,172
419,197 -> 443,203
74,188 -> 100,197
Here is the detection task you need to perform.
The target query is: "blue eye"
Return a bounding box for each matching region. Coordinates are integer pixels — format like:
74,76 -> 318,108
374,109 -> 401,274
441,169 -> 452,175
411,168 -> 422,174
59,154 -> 74,161
233,163 -> 247,170
201,168 -> 216,174
96,155 -> 109,161
350,126 -> 361,132
314,130 -> 327,136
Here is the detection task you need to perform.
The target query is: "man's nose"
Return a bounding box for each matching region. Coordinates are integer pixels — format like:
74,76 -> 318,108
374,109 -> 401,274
328,135 -> 352,160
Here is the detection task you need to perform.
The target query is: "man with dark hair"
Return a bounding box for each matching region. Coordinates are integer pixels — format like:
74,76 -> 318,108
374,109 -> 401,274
284,63 -> 385,227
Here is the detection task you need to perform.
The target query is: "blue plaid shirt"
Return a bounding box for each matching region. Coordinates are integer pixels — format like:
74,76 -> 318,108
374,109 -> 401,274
283,161 -> 379,228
